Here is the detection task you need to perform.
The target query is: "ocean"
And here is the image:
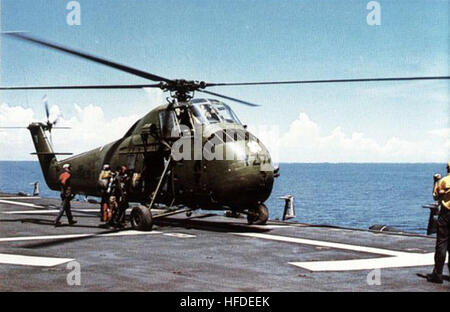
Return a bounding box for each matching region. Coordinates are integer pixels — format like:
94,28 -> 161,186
0,161 -> 444,234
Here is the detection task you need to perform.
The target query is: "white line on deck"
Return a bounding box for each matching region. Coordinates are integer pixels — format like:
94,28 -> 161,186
0,253 -> 74,267
2,209 -> 99,214
0,197 -> 41,200
0,230 -> 163,243
248,225 -> 288,230
0,199 -> 46,208
163,233 -> 196,238
233,232 -> 443,271
233,232 -> 405,256
0,230 -> 194,267
289,253 -> 439,271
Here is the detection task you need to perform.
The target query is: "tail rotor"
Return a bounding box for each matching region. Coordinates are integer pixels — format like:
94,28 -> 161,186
42,95 -> 64,144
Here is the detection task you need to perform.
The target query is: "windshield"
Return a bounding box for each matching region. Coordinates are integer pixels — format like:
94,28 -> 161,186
190,100 -> 242,125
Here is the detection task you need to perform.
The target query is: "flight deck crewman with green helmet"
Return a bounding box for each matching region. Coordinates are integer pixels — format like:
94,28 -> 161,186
427,161 -> 450,284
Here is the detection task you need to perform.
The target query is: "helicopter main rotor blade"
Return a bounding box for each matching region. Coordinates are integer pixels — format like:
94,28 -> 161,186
199,90 -> 260,107
4,32 -> 173,84
0,126 -> 71,129
0,127 -> 28,129
205,76 -> 450,87
0,84 -> 162,90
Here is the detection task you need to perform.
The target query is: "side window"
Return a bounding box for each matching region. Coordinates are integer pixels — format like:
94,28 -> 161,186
127,154 -> 136,170
159,110 -> 180,139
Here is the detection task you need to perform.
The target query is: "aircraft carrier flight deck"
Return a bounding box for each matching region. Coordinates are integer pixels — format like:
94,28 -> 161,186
0,193 -> 448,292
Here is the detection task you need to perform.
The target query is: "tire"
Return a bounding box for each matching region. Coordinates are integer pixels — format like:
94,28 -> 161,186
130,205 -> 153,231
247,203 -> 269,225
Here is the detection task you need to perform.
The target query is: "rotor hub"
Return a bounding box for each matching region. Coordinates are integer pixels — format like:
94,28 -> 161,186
160,80 -> 206,92
160,80 -> 207,102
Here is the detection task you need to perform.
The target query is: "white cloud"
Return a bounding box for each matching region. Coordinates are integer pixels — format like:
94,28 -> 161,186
259,112 -> 449,163
0,91 -> 167,161
0,103 -> 141,160
1,104 -> 448,163
51,104 -> 141,155
429,128 -> 450,150
0,103 -> 36,126
143,88 -> 165,107
0,103 -> 38,160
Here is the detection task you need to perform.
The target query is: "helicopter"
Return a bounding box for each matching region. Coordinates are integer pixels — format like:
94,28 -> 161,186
1,32 -> 449,231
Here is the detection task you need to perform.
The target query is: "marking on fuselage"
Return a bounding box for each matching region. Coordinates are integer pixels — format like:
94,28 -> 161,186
233,232 -> 443,272
0,253 -> 74,267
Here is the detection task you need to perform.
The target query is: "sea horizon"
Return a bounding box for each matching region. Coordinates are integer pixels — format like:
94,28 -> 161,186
0,161 -> 445,234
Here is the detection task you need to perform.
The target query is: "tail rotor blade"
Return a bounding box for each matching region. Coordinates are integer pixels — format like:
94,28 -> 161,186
52,115 -> 61,126
42,95 -> 49,121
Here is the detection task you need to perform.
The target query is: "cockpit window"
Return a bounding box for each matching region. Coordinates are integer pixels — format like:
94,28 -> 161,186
190,101 -> 241,125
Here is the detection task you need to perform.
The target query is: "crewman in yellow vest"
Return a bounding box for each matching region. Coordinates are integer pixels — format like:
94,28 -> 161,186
427,162 -> 450,284
98,164 -> 112,223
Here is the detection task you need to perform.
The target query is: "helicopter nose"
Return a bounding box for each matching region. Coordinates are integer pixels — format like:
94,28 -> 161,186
208,139 -> 275,207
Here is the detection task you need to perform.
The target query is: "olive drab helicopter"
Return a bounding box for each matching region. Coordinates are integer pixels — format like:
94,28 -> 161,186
1,32 -> 449,231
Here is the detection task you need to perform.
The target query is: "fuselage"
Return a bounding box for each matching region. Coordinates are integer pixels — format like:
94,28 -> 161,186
34,99 -> 275,211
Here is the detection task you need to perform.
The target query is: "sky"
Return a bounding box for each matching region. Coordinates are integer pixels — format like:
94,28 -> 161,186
0,0 -> 448,162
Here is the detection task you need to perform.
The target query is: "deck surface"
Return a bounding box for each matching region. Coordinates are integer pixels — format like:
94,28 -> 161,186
0,193 -> 448,292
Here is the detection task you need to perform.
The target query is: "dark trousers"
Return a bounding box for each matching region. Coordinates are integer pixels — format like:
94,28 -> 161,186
113,201 -> 128,225
433,208 -> 450,276
55,194 -> 73,223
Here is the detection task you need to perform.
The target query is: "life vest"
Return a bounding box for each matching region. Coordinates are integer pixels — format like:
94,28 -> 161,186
437,175 -> 450,210
59,171 -> 71,187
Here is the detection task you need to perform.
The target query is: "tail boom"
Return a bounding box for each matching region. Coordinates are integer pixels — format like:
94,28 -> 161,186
28,122 -> 59,190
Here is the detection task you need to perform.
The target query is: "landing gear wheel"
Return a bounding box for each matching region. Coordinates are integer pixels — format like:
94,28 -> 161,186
130,205 -> 153,231
247,203 -> 269,225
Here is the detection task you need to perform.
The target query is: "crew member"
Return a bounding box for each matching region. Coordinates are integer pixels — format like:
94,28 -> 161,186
106,167 -> 120,227
98,164 -> 112,222
433,173 -> 442,200
427,162 -> 450,284
112,165 -> 130,228
55,164 -> 77,227
119,165 -> 131,227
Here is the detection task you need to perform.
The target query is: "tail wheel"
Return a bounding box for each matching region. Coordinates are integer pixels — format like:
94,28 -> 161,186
247,203 -> 269,225
130,205 -> 153,231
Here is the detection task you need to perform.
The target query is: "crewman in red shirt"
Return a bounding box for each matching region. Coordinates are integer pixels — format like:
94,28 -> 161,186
55,163 -> 77,227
